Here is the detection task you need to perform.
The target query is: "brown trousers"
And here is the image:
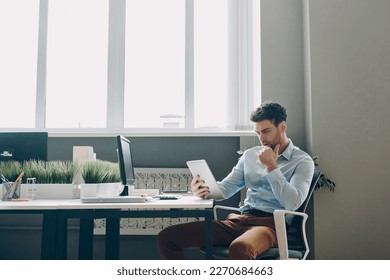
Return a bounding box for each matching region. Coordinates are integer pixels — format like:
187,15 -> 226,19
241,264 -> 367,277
157,213 -> 277,260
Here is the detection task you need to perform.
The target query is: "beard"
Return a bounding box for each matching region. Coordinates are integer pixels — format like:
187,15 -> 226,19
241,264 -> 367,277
262,131 -> 283,150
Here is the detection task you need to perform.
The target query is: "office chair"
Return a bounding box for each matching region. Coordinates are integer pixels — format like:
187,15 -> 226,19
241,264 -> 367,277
202,169 -> 321,260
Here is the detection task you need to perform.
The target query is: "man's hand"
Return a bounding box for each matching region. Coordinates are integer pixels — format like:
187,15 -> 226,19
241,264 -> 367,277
190,175 -> 210,198
258,144 -> 280,172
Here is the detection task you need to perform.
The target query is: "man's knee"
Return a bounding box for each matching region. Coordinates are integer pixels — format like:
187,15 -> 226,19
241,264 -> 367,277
157,226 -> 173,247
228,239 -> 256,260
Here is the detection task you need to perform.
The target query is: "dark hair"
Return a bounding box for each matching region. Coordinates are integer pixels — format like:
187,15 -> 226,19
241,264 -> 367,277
250,101 -> 287,126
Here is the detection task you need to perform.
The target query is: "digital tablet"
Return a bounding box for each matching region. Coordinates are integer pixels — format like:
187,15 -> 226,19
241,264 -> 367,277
186,159 -> 224,200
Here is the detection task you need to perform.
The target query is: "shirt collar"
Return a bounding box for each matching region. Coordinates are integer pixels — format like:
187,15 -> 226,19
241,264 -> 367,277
279,139 -> 295,161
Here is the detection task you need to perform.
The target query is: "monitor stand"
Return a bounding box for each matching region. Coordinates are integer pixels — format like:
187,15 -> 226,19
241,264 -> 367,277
120,185 -> 128,196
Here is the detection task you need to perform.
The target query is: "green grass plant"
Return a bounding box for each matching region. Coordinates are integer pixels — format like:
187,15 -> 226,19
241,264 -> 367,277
80,160 -> 121,184
22,160 -> 76,184
0,161 -> 22,182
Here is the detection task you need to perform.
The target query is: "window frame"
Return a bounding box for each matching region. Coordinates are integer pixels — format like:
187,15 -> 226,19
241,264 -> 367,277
1,0 -> 260,136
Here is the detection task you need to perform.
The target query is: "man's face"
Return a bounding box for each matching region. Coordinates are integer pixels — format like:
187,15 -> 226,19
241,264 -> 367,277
254,120 -> 284,149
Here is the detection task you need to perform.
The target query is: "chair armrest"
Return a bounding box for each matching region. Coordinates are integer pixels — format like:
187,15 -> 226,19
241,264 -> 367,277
273,210 -> 309,260
213,205 -> 240,220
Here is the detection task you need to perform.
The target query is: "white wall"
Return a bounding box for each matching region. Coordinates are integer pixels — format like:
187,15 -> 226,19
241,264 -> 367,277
261,0 -> 390,259
261,0 -> 307,149
308,0 -> 390,259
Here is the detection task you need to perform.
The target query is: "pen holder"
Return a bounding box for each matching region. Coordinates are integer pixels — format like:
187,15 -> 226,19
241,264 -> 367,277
1,181 -> 21,201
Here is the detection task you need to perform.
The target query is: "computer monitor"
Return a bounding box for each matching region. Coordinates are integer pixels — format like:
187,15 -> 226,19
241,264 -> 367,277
116,135 -> 135,196
0,132 -> 48,162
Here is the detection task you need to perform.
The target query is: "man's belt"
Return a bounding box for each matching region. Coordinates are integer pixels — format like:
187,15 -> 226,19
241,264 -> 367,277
242,209 -> 274,217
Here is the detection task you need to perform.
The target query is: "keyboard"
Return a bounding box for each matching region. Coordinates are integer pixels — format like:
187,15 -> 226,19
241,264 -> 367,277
155,194 -> 182,200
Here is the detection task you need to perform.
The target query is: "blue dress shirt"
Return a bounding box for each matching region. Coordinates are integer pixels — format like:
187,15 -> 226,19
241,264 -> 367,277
218,140 -> 314,223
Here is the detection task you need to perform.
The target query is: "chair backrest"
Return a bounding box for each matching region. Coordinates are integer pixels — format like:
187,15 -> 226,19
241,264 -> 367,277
297,169 -> 321,213
287,169 -> 321,250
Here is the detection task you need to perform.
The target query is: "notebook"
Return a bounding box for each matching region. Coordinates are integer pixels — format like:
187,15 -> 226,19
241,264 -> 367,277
81,135 -> 152,203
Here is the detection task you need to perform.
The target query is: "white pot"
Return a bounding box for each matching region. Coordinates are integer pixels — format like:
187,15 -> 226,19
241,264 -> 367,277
19,183 -> 77,199
80,182 -> 123,198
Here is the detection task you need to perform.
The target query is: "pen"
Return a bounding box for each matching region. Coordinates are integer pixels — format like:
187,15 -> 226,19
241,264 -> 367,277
14,172 -> 24,183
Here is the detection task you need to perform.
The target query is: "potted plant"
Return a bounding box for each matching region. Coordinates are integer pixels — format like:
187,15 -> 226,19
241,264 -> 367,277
1,160 -> 77,199
79,160 -> 122,198
20,160 -> 77,199
312,156 -> 336,192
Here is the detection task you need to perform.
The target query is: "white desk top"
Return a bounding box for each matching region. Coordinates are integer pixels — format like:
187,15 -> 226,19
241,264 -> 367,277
0,199 -> 60,210
0,194 -> 214,210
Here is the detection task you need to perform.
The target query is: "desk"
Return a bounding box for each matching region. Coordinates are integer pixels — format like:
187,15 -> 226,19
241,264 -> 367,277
0,195 -> 214,260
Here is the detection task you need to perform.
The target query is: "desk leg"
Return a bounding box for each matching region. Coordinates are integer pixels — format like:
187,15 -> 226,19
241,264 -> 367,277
79,218 -> 94,259
204,210 -> 213,260
41,211 -> 57,260
55,214 -> 68,260
105,218 -> 120,260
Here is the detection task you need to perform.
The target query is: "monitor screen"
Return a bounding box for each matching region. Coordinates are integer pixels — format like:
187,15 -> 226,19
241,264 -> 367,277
0,132 -> 48,162
116,135 -> 135,187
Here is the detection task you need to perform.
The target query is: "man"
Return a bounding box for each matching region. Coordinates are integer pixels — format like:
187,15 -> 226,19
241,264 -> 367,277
157,101 -> 314,259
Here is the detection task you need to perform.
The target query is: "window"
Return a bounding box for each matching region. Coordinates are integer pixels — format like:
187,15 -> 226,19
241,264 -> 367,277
0,0 -> 39,128
124,0 -> 185,129
0,0 -> 260,133
45,0 -> 109,128
193,0 -> 229,129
